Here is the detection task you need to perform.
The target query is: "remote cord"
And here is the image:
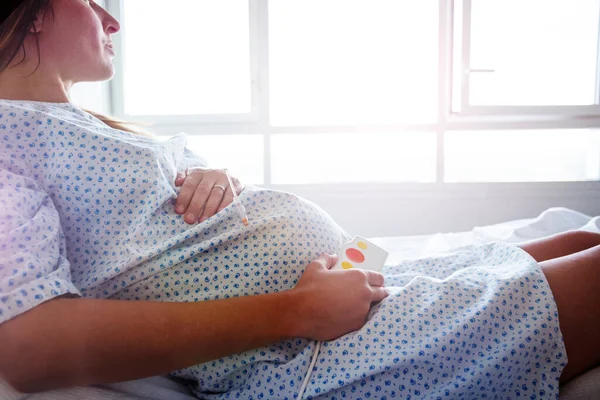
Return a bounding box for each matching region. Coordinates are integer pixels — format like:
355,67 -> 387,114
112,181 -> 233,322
296,340 -> 322,399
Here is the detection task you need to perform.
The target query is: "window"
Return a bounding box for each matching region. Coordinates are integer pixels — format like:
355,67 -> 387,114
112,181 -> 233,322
271,132 -> 436,184
118,0 -> 252,117
107,0 -> 600,186
454,0 -> 600,115
184,134 -> 264,184
445,130 -> 600,182
268,0 -> 438,126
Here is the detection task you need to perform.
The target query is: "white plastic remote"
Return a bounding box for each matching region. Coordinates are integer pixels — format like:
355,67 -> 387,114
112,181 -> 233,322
331,236 -> 389,272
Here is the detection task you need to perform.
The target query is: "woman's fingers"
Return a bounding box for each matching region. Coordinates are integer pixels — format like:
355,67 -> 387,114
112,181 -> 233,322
371,286 -> 390,303
231,176 -> 244,195
365,272 -> 388,303
216,186 -> 235,213
175,169 -> 246,224
175,172 -> 205,222
174,172 -> 186,187
364,270 -> 385,287
186,181 -> 221,223
327,254 -> 339,269
305,253 -> 338,271
198,183 -> 230,222
319,253 -> 339,270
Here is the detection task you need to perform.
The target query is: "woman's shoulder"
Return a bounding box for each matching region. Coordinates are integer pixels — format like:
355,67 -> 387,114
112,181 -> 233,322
0,99 -> 88,134
0,98 -> 76,116
0,99 -> 142,143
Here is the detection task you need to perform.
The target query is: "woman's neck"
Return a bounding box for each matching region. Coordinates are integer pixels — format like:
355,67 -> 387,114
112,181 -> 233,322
0,64 -> 71,103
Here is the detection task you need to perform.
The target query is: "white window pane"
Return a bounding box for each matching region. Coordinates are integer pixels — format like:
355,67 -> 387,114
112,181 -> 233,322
269,0 -> 438,126
271,133 -> 436,184
182,135 -> 264,185
71,81 -> 108,113
122,0 -> 251,116
445,130 -> 600,182
469,0 -> 600,106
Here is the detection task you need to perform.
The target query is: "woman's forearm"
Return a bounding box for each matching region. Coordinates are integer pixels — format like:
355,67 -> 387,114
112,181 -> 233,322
0,292 -> 301,393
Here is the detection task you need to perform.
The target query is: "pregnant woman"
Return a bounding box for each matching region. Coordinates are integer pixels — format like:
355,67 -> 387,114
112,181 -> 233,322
1,1 -> 599,399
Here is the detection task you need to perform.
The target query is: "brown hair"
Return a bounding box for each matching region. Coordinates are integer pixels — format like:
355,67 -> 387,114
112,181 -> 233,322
0,0 -> 156,139
83,109 -> 157,139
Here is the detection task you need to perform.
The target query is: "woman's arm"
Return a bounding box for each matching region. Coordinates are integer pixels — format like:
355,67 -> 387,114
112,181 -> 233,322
0,162 -> 387,394
0,254 -> 388,394
0,291 -> 299,393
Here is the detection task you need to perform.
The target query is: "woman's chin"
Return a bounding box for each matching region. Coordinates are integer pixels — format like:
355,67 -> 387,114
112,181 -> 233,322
90,63 -> 116,82
76,63 -> 115,83
102,62 -> 116,79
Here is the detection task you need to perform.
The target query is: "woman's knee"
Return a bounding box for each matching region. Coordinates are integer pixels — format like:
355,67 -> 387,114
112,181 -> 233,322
564,230 -> 600,246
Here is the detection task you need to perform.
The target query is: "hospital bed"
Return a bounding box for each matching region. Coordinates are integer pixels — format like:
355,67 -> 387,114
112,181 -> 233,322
1,207 -> 599,399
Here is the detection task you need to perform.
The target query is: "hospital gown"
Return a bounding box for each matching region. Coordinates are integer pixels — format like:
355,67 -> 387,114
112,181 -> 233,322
0,99 -> 567,399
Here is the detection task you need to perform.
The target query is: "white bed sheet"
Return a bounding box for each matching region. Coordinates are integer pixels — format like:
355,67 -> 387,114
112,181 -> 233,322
2,207 -> 599,399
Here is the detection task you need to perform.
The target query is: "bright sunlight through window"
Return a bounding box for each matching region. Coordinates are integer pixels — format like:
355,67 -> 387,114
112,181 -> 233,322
268,0 -> 439,126
121,0 -> 251,116
120,0 -> 600,185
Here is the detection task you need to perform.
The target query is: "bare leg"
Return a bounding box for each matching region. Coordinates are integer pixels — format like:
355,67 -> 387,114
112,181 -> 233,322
518,230 -> 600,262
538,244 -> 600,385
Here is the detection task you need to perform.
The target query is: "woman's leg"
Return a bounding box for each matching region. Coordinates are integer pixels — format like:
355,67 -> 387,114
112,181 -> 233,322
538,243 -> 600,385
518,230 -> 600,262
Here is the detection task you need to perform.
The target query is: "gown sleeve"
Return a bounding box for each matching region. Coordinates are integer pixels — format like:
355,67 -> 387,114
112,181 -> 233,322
180,146 -> 210,171
0,168 -> 81,325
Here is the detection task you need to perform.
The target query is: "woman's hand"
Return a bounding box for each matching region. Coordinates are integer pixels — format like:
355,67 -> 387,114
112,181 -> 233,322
174,168 -> 244,224
289,253 -> 390,341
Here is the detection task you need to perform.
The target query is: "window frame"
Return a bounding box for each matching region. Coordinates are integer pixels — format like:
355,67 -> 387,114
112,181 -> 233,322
107,0 -> 261,125
104,0 -> 600,190
455,0 -> 600,117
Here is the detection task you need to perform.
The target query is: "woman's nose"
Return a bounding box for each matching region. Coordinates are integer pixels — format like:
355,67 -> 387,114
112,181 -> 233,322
103,10 -> 120,34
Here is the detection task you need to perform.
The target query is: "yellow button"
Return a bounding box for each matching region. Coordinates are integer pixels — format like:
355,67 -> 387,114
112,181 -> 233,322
357,241 -> 368,250
341,261 -> 354,269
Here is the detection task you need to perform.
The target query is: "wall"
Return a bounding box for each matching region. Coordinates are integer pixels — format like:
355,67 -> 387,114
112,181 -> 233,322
280,184 -> 600,237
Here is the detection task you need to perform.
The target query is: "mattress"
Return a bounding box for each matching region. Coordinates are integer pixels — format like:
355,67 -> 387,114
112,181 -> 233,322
1,207 -> 599,399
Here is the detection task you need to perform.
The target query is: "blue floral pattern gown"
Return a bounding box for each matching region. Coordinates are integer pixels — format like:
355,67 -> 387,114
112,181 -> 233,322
0,100 -> 566,399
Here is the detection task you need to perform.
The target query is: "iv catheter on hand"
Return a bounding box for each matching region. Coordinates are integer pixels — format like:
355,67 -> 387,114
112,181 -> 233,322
224,168 -> 249,226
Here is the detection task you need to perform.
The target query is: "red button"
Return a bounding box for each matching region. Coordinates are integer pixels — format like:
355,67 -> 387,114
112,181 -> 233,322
346,248 -> 365,263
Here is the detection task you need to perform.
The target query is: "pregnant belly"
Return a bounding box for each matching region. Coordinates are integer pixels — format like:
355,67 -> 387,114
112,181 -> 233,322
111,187 -> 351,302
